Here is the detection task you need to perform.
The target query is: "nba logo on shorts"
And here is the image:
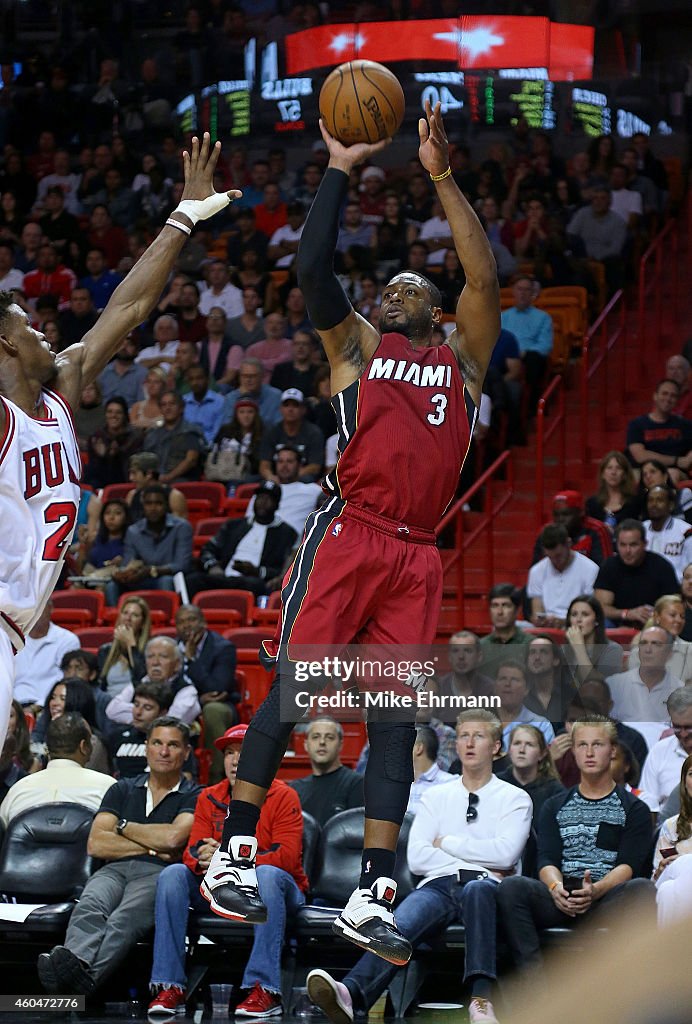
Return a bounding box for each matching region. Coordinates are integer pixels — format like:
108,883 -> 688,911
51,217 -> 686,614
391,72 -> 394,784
332,522 -> 342,537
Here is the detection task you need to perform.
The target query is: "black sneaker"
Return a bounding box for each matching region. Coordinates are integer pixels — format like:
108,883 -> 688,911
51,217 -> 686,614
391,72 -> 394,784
200,836 -> 267,923
38,946 -> 95,995
332,877 -> 412,965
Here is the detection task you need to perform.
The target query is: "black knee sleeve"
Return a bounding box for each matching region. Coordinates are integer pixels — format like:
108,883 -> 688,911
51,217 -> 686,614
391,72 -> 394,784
363,721 -> 416,824
235,677 -> 298,789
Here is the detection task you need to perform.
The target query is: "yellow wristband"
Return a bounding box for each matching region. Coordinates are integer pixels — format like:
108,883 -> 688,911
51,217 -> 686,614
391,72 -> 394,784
430,167 -> 452,182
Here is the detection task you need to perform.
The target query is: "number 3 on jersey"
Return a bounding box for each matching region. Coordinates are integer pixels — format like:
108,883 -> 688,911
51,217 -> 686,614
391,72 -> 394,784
427,393 -> 448,427
43,501 -> 78,561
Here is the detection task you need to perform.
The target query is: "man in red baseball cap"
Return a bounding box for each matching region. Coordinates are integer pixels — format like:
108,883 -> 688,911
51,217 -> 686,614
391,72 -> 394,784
530,489 -> 605,567
148,724 -> 308,1019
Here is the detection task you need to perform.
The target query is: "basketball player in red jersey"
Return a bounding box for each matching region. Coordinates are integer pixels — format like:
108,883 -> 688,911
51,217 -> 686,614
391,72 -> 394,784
0,134 -> 239,747
202,102 -> 500,963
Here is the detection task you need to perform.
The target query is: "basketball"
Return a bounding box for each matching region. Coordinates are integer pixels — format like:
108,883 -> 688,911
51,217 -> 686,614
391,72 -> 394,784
319,61 -> 405,145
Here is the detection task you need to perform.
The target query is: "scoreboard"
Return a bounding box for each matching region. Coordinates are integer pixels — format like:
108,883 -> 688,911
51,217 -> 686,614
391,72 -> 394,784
175,71 -> 672,142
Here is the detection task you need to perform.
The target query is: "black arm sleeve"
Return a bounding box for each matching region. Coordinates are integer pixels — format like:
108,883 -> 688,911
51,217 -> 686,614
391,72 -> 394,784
296,167 -> 353,330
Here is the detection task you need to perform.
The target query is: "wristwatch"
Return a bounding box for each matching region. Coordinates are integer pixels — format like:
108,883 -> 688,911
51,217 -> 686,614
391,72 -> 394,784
150,566 -> 158,579
116,818 -> 128,835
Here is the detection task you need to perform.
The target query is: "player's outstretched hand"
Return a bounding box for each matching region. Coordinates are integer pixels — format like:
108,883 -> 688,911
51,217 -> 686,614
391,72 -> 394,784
418,99 -> 449,178
180,132 -> 241,209
319,118 -> 390,171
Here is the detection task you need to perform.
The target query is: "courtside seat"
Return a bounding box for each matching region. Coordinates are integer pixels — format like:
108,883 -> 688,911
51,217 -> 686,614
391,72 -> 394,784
0,803 -> 95,943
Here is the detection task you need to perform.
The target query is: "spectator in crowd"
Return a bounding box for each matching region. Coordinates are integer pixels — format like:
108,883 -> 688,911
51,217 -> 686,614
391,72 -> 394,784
524,634 -> 577,728
99,333 -> 147,406
665,353 -> 691,419
175,282 -> 207,346
0,713 -> 112,827
135,314 -> 180,373
87,204 -> 129,269
498,724 -> 564,829
494,660 -> 555,748
308,711 -> 532,1024
500,275 -> 553,409
283,287 -> 311,339
235,158 -> 271,209
186,481 -> 296,599
610,739 -> 641,792
143,392 -> 207,484
254,182 -> 287,239
637,458 -> 692,524
222,358 -> 283,428
182,364 -> 225,445
532,490 -> 605,566
225,288 -> 266,353
267,200 -> 306,268
594,519 -> 679,627
246,445 -> 322,537
106,637 -> 200,727
629,594 -> 692,682
126,451 -> 188,522
496,715 -> 654,977
129,367 -> 167,431
336,200 -> 376,255
418,197 -> 454,266
13,599 -> 80,708
97,596 -> 151,700
606,626 -> 683,747
247,312 -> 292,383
31,677 -> 110,773
22,241 -> 77,309
480,583 -> 531,677
566,185 -> 627,294
74,497 -> 130,578
527,524 -> 599,627
358,164 -> 387,224
206,398 -> 263,489
652,754 -> 692,928
37,718 -> 198,996
226,207 -> 269,268
199,259 -> 243,319
640,688 -> 692,817
585,450 -> 639,530
38,186 -> 83,259
79,247 -> 121,310
563,594 -> 625,685
571,679 -> 649,781
642,485 -> 692,583
84,396 -> 142,490
626,379 -> 692,479
289,717 -> 364,827
407,725 -> 455,816
620,145 -> 660,218
0,240 -> 25,291
608,163 -> 643,230
89,166 -> 140,231
270,329 -> 318,396
107,682 -> 171,778
170,339 -> 204,397
175,605 -> 238,784
5,700 -> 40,776
259,389 -> 324,482
106,484 -> 193,605
147,723 -> 308,1018
432,632 -> 494,718
631,131 -> 668,193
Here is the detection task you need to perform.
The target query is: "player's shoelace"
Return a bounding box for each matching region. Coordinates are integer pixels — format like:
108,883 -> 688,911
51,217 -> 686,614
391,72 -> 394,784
210,852 -> 258,896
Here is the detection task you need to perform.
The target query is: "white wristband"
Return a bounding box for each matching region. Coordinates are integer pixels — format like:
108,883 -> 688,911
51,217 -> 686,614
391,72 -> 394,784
173,193 -> 233,226
166,218 -> 192,236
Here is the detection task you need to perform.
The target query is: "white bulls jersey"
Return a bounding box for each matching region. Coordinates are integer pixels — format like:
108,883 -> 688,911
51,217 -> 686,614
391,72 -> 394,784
0,388 -> 81,650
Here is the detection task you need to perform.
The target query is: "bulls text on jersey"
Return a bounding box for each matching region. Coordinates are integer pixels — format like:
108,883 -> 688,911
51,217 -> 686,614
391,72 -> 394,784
23,441 -> 80,499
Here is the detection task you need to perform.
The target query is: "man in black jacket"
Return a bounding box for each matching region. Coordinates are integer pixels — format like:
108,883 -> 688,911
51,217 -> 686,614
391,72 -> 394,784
176,604 -> 238,782
185,481 -> 297,598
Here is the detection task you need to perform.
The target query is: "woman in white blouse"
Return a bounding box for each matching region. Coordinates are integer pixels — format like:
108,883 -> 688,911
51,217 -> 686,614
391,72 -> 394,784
652,754 -> 692,927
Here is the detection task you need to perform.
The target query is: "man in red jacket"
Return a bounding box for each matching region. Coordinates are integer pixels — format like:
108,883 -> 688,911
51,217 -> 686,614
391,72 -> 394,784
148,724 -> 308,1018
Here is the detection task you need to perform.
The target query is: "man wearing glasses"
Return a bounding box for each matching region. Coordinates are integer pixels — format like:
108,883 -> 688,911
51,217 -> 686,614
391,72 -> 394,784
605,625 -> 684,749
640,687 -> 692,817
306,711 -> 532,1024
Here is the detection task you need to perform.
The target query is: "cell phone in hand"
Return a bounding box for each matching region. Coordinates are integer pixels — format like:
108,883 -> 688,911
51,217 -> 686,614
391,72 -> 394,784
562,876 -> 583,894
660,847 -> 677,859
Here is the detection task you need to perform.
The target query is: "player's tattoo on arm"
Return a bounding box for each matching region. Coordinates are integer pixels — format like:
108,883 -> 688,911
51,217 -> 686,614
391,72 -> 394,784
342,331 -> 368,374
456,349 -> 482,391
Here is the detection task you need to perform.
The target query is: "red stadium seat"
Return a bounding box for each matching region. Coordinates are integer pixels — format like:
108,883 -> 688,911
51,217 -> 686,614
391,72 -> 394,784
223,497 -> 250,519
151,625 -> 178,639
103,590 -> 181,625
176,481 -> 227,515
523,627 -> 567,644
52,589 -> 105,625
223,626 -> 275,650
75,626 -> 114,650
193,589 -> 254,626
186,498 -> 214,527
234,483 -> 260,500
51,607 -> 93,630
100,483 -> 134,504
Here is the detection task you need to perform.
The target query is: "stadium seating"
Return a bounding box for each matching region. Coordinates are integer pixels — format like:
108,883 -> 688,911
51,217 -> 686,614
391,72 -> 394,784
193,589 -> 254,627
52,588 -> 106,625
176,482 -> 227,516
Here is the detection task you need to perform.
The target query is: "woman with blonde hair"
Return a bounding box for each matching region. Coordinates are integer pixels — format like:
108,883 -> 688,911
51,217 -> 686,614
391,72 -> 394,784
653,754 -> 692,926
96,596 -> 151,699
585,450 -> 638,530
129,366 -> 166,430
628,594 -> 692,683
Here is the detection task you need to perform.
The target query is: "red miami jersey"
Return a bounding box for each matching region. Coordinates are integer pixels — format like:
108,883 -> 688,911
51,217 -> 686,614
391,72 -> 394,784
0,388 -> 81,649
324,333 -> 476,532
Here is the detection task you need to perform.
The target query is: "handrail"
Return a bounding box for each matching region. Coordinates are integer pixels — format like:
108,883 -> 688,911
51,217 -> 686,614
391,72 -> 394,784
578,289 -> 626,461
535,374 -> 565,527
436,450 -> 514,630
637,218 -> 679,344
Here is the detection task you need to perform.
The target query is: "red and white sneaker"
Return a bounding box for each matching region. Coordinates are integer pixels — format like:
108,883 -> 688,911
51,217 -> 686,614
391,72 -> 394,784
234,982 -> 283,1017
201,837 -> 267,923
332,878 -> 412,966
147,986 -> 186,1017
